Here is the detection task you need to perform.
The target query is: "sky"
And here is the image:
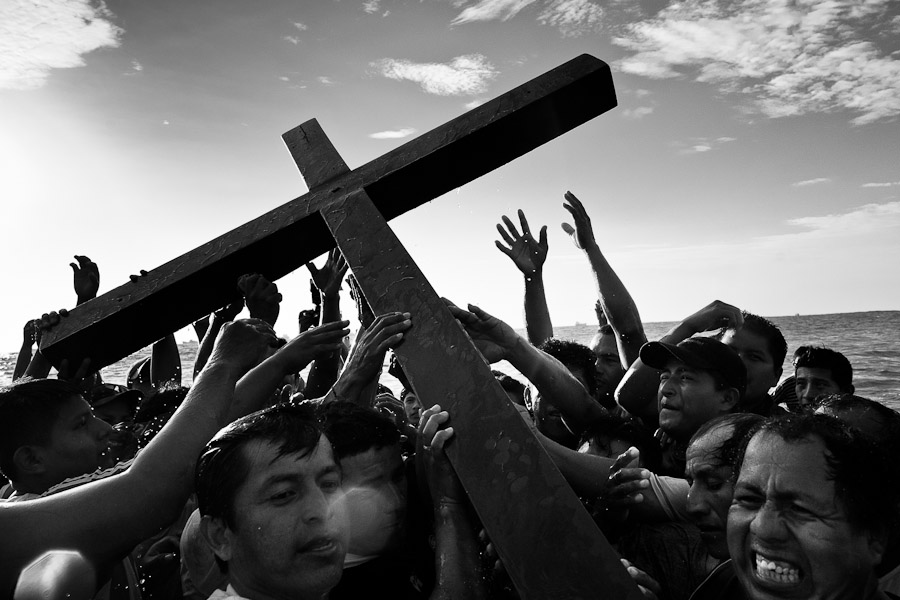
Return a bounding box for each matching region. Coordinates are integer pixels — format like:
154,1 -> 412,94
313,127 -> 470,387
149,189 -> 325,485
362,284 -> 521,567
1,0 -> 899,354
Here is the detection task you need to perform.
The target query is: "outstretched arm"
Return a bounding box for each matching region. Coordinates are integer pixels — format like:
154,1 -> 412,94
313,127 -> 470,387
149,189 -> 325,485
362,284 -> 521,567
192,299 -> 244,378
13,320 -> 39,381
303,249 -> 350,398
322,312 -> 412,406
616,300 -> 744,424
562,191 -> 647,366
419,405 -> 488,600
448,302 -> 604,434
238,273 -> 281,328
0,319 -> 280,597
495,210 -> 553,346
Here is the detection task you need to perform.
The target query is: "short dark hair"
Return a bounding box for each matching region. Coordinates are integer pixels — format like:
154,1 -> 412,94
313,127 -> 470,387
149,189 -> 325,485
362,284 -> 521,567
538,339 -> 599,397
579,414 -> 662,473
716,311 -> 787,369
492,370 -> 526,405
735,414 -> 898,537
689,413 -> 765,480
195,402 -> 323,530
793,346 -> 854,392
0,378 -> 84,480
317,401 -> 400,462
816,394 -> 900,456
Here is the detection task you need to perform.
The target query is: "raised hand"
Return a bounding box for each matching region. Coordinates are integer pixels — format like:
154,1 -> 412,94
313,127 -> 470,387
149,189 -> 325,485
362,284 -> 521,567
681,299 -> 744,334
237,273 -> 282,327
70,255 -> 99,305
276,319 -> 352,373
495,209 -> 548,277
22,319 -> 40,347
621,558 -> 662,600
419,404 -> 465,506
605,447 -> 650,510
306,248 -> 349,299
445,301 -> 518,364
207,318 -> 282,375
561,190 -> 597,251
342,313 -> 411,382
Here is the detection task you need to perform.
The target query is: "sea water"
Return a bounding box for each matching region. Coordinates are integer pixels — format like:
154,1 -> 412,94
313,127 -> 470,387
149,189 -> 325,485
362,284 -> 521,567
2,310 -> 897,408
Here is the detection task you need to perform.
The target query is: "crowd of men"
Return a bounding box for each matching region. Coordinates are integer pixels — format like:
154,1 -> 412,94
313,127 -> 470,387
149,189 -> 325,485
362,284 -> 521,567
1,191 -> 897,600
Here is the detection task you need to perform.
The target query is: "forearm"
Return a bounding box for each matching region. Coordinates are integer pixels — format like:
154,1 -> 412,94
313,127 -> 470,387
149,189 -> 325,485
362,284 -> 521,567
584,244 -> 647,366
540,433 -> 615,497
23,350 -> 52,379
614,360 -> 660,426
150,333 -> 182,388
304,294 -> 342,397
193,316 -> 225,378
13,342 -> 33,380
506,337 -> 605,433
232,352 -> 294,414
523,273 -> 553,346
430,503 -> 487,600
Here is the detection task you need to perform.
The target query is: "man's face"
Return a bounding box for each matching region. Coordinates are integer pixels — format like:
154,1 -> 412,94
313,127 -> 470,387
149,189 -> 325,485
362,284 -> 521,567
727,433 -> 883,600
657,361 -> 728,441
219,436 -> 348,600
39,395 -> 112,486
685,422 -> 735,559
590,333 -> 625,402
92,398 -> 135,427
402,392 -> 422,427
340,444 -> 407,557
719,329 -> 780,403
795,367 -> 841,408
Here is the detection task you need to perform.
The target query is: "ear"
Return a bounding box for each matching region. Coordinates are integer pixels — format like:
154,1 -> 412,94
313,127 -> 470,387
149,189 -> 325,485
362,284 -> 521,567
720,388 -> 741,413
865,528 -> 888,567
200,515 -> 234,564
13,446 -> 46,476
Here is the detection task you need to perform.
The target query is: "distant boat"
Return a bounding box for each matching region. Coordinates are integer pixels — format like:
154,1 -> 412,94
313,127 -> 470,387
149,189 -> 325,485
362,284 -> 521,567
574,321 -> 586,327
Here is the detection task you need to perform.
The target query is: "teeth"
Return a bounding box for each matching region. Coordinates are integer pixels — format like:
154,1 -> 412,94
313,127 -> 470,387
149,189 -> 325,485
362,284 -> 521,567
755,554 -> 800,584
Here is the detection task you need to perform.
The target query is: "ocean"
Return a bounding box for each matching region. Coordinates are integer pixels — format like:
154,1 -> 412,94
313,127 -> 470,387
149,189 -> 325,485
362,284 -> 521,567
2,310 -> 897,409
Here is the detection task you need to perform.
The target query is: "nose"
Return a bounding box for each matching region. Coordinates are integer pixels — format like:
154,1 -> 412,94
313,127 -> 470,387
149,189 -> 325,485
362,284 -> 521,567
686,484 -> 708,518
659,377 -> 677,398
303,489 -> 333,524
749,501 -> 788,543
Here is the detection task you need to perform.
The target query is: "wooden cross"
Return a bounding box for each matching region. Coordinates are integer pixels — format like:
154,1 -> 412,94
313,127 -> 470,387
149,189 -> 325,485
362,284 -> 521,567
42,54 -> 642,598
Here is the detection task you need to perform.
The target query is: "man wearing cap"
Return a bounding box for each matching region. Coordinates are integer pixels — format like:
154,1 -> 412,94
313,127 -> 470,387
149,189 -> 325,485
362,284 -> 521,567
637,337 -> 746,477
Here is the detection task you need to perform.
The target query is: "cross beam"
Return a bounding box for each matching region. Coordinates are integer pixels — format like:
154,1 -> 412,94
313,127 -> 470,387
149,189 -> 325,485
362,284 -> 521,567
41,54 -> 617,370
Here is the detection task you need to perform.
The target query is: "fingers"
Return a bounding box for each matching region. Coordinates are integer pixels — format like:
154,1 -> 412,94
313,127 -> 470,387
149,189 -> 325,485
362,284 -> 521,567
419,404 -> 450,443
561,222 -> 576,236
517,209 -> 531,236
304,261 -> 319,277
609,446 -> 641,473
538,225 -> 547,248
495,222 -> 515,247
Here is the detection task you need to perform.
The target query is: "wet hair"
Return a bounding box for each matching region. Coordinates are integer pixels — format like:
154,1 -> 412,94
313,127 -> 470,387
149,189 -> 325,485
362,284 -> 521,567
538,339 -> 599,397
689,413 -> 765,480
716,311 -> 787,369
317,401 -> 400,461
735,414 -> 898,537
0,378 -> 84,480
195,401 -> 323,530
492,370 -> 526,406
816,394 -> 900,456
579,414 -> 662,473
793,346 -> 854,393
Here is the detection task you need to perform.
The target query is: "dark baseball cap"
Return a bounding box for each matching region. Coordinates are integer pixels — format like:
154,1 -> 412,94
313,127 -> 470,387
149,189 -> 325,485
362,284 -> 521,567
640,337 -> 747,398
88,383 -> 143,410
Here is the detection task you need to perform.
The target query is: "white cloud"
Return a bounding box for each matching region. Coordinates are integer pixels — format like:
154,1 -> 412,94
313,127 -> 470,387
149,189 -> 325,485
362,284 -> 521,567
318,76 -> 334,85
862,181 -> 900,188
369,128 -> 417,139
676,136 -> 736,154
537,0 -> 604,36
363,0 -> 381,14
792,177 -> 831,187
283,36 -> 300,45
131,60 -> 143,72
464,99 -> 486,109
613,0 -> 900,125
452,0 -> 538,25
786,201 -> 900,236
162,120 -> 170,125
279,76 -> 290,82
371,54 -> 498,96
622,106 -> 654,119
0,0 -> 122,90
293,22 -> 308,31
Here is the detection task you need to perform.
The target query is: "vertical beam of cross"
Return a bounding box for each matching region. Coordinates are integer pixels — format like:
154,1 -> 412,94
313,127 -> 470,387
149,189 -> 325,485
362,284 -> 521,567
298,167 -> 640,599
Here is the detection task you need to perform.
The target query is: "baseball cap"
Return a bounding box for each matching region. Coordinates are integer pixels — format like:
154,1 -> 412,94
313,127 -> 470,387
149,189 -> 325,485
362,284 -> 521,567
640,337 -> 747,397
87,383 -> 143,410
